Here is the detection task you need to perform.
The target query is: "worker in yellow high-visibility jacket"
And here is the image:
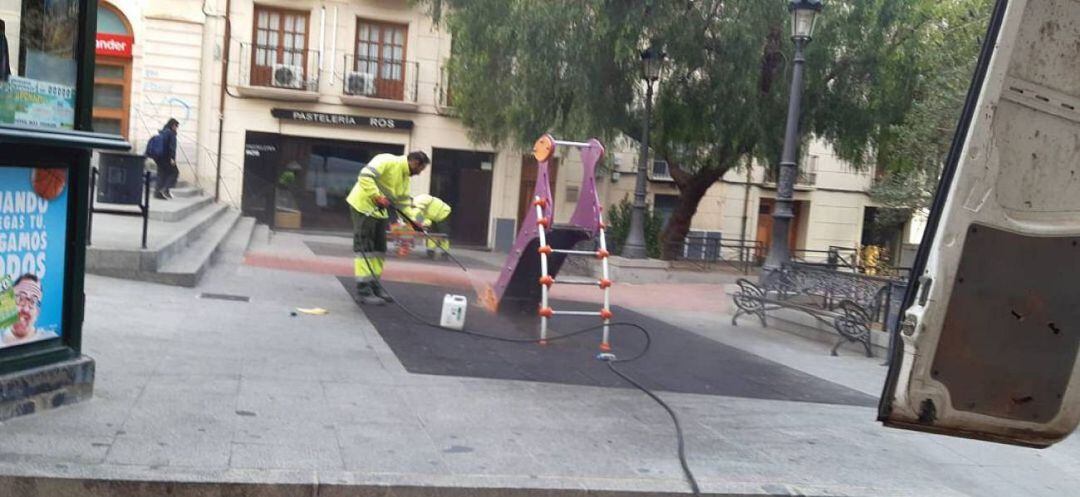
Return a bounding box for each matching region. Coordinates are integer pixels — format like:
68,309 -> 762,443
404,194 -> 452,259
346,151 -> 429,305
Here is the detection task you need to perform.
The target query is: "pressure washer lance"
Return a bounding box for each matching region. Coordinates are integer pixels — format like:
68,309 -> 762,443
372,185 -> 469,273
353,246 -> 700,495
361,180 -> 700,494
393,206 -> 469,273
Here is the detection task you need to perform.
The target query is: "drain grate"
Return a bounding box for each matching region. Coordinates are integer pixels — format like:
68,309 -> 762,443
198,293 -> 251,302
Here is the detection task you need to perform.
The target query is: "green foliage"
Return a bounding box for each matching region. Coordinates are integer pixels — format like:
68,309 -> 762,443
605,196 -> 664,259
418,0 -> 996,254
871,0 -> 994,215
421,0 -> 641,148
420,0 -> 982,165
277,171 -> 296,187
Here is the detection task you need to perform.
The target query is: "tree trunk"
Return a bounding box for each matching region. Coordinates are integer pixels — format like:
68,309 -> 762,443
659,165 -> 730,260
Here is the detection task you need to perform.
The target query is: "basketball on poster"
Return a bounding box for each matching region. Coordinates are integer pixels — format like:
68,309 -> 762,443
0,166 -> 68,349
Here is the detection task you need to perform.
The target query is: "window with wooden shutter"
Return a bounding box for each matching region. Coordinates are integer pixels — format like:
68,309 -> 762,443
354,19 -> 408,100
251,5 -> 310,88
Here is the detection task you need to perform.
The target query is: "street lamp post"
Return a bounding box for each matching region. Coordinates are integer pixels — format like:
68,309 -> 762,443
622,46 -> 666,259
761,0 -> 823,280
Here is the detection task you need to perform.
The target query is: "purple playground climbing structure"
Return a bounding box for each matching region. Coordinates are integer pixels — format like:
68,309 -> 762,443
484,135 -> 615,350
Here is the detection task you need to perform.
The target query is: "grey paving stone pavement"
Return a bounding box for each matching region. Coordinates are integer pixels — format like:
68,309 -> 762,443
0,231 -> 1078,496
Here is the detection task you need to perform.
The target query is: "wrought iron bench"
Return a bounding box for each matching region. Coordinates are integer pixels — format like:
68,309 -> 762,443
731,263 -> 904,357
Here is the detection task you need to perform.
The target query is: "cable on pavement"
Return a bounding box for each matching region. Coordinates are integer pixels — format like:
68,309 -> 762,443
354,246 -> 699,495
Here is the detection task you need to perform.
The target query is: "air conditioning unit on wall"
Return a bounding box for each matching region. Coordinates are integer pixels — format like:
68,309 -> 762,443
344,71 -> 377,96
271,64 -> 304,89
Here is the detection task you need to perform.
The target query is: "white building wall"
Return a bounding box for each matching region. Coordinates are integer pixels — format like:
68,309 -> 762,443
0,1 -> 22,62
805,140 -> 874,192
719,168 -> 759,243
802,191 -> 866,251
710,139 -> 877,254
85,0 -> 210,191
135,17 -> 206,189
91,0 -> 885,252
205,0 -> 529,247
216,0 -> 448,205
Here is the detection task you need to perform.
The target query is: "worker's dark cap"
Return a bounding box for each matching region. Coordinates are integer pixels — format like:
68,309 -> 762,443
407,151 -> 430,165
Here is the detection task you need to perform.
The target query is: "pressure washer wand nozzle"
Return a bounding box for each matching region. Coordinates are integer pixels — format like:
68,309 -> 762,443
390,205 -> 469,273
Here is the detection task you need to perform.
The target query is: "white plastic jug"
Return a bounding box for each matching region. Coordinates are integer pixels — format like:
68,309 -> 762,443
440,294 -> 468,330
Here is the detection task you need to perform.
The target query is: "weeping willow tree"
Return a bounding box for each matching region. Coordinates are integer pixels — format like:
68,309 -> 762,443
869,0 -> 993,229
420,0 -> 992,259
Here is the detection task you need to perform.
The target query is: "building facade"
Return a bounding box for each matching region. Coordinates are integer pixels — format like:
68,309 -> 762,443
84,0 -> 906,261
586,137 -> 908,266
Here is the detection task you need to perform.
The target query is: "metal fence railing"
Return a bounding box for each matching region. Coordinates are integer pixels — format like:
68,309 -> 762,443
786,261 -> 909,333
665,236 -> 764,274
342,54 -> 419,103
764,168 -> 817,186
791,246 -> 859,267
437,63 -> 454,110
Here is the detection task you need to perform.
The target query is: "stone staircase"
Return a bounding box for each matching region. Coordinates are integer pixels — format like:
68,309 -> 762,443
86,182 -> 256,287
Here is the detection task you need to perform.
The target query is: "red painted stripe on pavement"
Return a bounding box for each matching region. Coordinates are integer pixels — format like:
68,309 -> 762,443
242,252 -> 727,313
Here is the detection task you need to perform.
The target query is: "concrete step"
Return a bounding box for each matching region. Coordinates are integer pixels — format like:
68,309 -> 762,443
93,194 -> 212,222
154,209 -> 243,287
147,202 -> 229,271
86,202 -> 228,275
248,223 -> 273,252
168,186 -> 203,199
217,216 -> 257,265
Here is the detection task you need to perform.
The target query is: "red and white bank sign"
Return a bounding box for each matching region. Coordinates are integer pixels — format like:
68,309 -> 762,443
95,34 -> 134,58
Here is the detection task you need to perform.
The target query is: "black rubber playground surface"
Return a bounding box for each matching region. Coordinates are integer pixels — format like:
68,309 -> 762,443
340,277 -> 876,407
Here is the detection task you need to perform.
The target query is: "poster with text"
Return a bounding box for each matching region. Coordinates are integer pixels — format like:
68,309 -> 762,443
0,166 -> 68,349
0,76 -> 77,130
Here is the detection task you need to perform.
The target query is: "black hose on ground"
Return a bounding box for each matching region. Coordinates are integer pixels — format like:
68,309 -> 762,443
354,245 -> 700,495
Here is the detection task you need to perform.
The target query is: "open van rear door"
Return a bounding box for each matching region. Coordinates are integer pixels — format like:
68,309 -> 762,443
879,0 -> 1080,448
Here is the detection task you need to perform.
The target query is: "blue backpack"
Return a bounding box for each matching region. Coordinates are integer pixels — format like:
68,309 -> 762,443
145,132 -> 165,159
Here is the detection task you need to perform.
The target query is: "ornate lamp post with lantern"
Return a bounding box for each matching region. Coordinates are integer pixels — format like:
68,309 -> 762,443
621,45 -> 666,259
761,0 -> 823,280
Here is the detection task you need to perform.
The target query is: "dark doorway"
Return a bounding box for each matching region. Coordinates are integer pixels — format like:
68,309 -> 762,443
241,132 -> 403,231
430,148 -> 495,247
242,132 -> 281,226
517,155 -> 559,229
862,207 -> 908,262
654,194 -> 679,228
755,198 -> 805,261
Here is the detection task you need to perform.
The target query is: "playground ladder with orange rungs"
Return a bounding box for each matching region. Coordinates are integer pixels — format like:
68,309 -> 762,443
532,195 -> 615,352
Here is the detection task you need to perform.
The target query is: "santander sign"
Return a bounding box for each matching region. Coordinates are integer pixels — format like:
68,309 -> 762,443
96,34 -> 134,58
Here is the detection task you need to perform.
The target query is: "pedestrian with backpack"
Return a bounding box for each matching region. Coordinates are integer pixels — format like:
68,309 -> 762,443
145,118 -> 180,199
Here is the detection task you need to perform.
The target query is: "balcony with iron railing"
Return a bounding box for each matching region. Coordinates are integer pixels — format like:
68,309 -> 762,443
237,42 -> 321,102
763,166 -> 817,188
436,63 -> 453,113
339,54 -> 419,111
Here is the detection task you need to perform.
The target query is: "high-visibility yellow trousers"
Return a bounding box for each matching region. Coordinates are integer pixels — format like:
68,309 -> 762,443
425,219 -> 451,253
354,254 -> 384,283
352,210 -> 388,283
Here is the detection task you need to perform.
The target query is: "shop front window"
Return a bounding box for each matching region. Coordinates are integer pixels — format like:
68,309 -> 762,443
242,133 -> 403,231
292,143 -> 402,231
0,0 -> 81,129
